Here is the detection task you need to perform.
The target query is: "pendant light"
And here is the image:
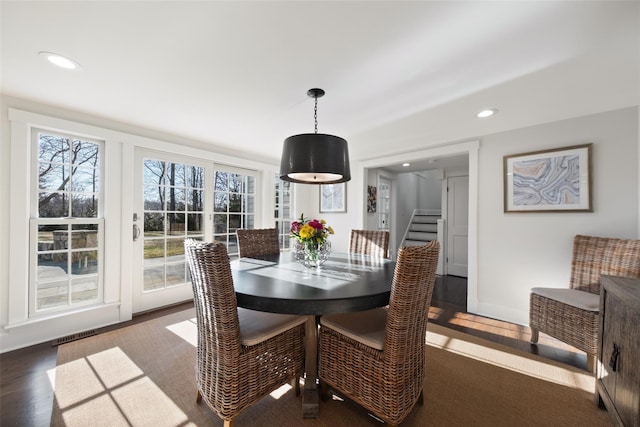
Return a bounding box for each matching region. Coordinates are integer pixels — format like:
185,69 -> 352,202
279,88 -> 351,184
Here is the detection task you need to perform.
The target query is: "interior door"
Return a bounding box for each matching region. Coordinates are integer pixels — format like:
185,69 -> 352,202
132,150 -> 208,313
447,175 -> 468,277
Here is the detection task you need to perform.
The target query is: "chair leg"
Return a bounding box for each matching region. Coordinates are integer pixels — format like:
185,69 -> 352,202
417,390 -> 424,406
196,389 -> 202,403
320,380 -> 330,401
293,377 -> 301,396
530,327 -> 539,344
587,353 -> 597,374
223,419 -> 234,427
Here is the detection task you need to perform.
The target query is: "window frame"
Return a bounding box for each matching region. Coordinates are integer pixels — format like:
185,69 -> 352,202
28,128 -> 105,317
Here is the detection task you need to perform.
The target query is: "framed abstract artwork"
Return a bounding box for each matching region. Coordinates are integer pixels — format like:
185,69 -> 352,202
320,183 -> 346,213
503,143 -> 592,213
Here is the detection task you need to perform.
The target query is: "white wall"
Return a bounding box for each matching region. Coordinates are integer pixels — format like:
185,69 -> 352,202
416,170 -> 443,209
477,107 -> 639,324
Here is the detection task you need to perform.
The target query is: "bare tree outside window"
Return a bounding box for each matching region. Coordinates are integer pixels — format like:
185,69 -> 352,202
38,135 -> 99,218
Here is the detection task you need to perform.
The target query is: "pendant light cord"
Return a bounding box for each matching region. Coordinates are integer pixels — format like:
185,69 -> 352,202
314,97 -> 318,134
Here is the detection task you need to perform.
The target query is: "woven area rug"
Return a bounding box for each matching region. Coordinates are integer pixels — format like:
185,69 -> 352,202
51,308 -> 612,426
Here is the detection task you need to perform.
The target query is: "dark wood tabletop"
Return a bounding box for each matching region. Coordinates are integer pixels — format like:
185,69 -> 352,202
231,251 -> 395,315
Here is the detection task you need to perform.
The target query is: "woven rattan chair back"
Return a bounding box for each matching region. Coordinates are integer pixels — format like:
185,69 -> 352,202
236,227 -> 280,258
184,239 -> 304,427
349,229 -> 390,258
319,241 -> 439,426
569,234 -> 640,294
384,241 -> 439,362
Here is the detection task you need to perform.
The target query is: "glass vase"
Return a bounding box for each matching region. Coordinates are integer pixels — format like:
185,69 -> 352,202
295,239 -> 331,268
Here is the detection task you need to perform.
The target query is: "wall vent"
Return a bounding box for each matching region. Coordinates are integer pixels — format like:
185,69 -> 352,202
52,329 -> 97,346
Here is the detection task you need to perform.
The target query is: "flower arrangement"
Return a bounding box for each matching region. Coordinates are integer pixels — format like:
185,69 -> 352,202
290,214 -> 334,248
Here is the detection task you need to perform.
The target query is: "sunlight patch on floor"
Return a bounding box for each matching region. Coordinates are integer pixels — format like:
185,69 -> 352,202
165,318 -> 198,347
426,328 -> 594,393
50,347 -> 195,426
269,383 -> 292,399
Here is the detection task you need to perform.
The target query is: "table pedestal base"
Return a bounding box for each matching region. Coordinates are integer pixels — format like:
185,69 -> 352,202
302,316 -> 319,418
302,386 -> 319,418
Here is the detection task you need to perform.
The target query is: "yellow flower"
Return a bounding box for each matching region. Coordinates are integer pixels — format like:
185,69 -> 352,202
299,224 -> 315,240
327,226 -> 334,234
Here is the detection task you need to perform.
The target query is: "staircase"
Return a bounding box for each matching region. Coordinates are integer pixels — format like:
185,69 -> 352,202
401,209 -> 444,274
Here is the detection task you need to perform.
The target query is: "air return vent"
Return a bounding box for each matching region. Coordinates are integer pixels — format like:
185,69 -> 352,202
52,329 -> 97,346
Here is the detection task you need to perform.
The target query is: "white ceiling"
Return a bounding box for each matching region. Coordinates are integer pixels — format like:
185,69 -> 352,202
2,1 -> 639,169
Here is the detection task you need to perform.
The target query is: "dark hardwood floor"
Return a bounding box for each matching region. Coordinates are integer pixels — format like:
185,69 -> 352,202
0,275 -> 587,427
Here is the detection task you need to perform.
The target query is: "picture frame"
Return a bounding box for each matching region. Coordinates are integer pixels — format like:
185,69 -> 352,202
320,183 -> 347,213
367,185 -> 377,213
504,143 -> 592,213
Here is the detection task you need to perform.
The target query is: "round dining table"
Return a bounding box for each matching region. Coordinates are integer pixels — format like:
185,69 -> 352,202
231,251 -> 395,418
232,251 -> 395,315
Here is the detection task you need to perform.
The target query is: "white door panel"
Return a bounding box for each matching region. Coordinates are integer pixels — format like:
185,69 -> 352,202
447,176 -> 468,277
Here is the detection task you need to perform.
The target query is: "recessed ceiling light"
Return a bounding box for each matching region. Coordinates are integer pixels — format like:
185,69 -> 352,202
402,163 -> 410,167
39,51 -> 81,70
477,109 -> 498,118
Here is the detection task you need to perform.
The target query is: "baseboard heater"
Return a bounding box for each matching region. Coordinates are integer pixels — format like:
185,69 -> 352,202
52,329 -> 97,346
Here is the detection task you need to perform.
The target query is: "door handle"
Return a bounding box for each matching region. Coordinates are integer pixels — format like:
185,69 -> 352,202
133,224 -> 141,241
609,343 -> 620,372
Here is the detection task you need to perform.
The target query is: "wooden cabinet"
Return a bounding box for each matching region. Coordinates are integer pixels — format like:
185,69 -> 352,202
596,275 -> 640,427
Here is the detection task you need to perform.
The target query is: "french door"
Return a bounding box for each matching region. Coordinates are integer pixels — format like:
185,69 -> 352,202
132,150 -> 208,312
132,150 -> 261,313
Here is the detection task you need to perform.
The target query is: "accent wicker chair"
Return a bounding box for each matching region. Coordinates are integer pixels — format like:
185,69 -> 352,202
236,227 -> 280,258
318,241 -> 440,427
184,239 -> 306,427
530,234 -> 640,373
349,229 -> 390,258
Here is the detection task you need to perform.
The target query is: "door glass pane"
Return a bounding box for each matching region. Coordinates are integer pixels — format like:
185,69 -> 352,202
144,160 -> 166,185
187,213 -> 204,235
166,263 -> 186,287
214,194 -> 228,212
212,168 -> 257,258
167,213 -> 185,236
144,213 -> 165,236
144,186 -> 164,210
274,176 -> 294,251
142,158 -> 204,292
188,189 -> 204,211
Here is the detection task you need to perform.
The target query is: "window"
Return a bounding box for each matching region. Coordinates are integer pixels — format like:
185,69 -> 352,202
30,130 -> 104,316
142,159 -> 205,291
213,169 -> 256,258
274,176 -> 295,251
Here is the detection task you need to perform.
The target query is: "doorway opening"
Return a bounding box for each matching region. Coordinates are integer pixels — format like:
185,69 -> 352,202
359,140 -> 479,313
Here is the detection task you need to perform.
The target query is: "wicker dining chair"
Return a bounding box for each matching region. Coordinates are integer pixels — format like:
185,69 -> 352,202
236,227 -> 280,258
530,234 -> 640,373
349,229 -> 390,258
184,239 -> 306,427
318,241 -> 439,427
